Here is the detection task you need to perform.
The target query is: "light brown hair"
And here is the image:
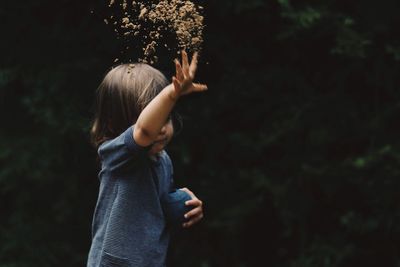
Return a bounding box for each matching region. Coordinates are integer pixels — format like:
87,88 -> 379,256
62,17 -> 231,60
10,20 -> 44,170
90,63 -> 170,149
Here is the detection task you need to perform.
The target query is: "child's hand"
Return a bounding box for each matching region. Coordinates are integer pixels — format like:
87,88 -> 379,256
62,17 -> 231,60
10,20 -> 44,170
171,51 -> 208,100
179,187 -> 204,228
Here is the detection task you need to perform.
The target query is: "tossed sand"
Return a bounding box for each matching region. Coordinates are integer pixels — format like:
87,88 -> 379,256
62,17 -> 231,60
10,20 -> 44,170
107,0 -> 204,64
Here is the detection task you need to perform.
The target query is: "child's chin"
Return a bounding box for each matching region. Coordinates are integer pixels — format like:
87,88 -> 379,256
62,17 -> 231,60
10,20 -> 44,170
149,145 -> 164,155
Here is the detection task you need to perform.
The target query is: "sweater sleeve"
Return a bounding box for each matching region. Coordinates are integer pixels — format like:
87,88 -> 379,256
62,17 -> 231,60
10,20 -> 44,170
98,126 -> 152,174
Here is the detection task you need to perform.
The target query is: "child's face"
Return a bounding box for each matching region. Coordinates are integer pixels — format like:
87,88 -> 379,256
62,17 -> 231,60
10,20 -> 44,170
148,119 -> 174,156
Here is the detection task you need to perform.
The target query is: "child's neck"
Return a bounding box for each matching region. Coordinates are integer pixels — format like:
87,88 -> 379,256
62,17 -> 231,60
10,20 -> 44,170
149,151 -> 163,162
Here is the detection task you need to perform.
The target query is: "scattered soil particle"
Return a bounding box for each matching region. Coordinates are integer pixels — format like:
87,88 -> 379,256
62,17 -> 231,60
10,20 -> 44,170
107,0 -> 204,64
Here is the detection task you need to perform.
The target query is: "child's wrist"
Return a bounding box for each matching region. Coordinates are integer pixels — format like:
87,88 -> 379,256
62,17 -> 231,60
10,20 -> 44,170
166,84 -> 180,102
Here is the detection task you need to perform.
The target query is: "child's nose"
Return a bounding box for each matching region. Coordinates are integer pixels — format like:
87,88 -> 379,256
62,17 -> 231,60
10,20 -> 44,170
160,126 -> 167,135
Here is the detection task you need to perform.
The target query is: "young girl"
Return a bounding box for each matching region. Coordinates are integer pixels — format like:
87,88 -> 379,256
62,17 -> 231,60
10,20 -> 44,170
87,51 -> 207,267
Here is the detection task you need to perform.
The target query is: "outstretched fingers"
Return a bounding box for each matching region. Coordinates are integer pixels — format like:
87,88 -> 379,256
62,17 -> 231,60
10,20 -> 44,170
189,52 -> 198,78
173,52 -> 207,96
181,50 -> 190,78
172,76 -> 181,91
193,83 -> 208,92
174,59 -> 184,81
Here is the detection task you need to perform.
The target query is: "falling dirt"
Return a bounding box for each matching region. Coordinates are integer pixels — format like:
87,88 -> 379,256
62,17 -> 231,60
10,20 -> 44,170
106,0 -> 204,64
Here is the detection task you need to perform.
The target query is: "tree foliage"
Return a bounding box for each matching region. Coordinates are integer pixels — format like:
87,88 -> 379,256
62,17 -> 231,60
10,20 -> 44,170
1,0 -> 400,266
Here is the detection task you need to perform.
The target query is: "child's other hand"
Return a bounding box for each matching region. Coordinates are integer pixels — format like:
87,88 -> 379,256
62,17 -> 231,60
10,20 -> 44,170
171,51 -> 208,100
179,187 -> 204,228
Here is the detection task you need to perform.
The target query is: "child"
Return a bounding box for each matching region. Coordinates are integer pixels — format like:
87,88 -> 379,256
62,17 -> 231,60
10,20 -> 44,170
87,51 -> 207,267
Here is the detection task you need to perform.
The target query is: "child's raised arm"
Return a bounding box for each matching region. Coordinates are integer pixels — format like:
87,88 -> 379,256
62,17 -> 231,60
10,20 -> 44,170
134,51 -> 207,147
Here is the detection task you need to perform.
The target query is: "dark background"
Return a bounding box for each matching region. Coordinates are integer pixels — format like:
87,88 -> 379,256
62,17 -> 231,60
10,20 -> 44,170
1,0 -> 400,266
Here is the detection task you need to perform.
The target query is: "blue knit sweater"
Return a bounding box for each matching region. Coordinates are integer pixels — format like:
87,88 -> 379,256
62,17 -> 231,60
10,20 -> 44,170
86,126 -> 191,267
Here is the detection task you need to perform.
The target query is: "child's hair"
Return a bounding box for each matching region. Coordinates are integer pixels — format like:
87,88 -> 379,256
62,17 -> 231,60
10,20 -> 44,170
90,63 -> 181,149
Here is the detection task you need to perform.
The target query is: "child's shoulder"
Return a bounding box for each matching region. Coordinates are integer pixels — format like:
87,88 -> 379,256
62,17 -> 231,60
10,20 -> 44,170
97,128 -> 129,154
97,126 -> 151,163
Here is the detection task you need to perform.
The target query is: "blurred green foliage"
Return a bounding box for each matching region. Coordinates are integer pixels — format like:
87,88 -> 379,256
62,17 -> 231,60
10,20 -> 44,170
1,0 -> 400,266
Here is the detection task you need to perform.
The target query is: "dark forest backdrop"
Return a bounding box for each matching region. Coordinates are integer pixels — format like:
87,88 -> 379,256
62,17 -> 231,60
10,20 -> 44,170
1,0 -> 400,266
